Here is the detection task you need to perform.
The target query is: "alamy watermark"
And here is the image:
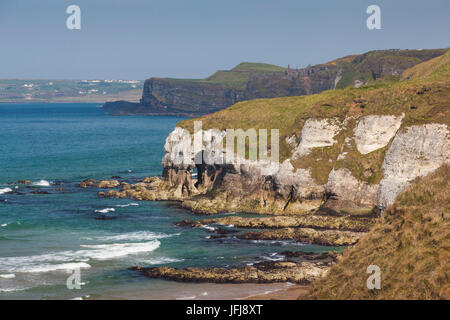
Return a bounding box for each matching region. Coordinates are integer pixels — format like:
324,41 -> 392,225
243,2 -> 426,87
366,265 -> 381,290
66,267 -> 84,290
66,5 -> 81,30
169,121 -> 280,167
366,5 -> 381,30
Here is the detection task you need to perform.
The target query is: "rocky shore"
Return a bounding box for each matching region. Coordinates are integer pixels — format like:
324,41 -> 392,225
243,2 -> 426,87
131,251 -> 337,284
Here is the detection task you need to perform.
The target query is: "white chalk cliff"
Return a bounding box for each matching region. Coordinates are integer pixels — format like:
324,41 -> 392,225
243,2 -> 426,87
161,115 -> 449,213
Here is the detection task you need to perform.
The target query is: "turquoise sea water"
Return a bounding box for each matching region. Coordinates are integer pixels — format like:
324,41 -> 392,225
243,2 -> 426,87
0,103 -> 335,300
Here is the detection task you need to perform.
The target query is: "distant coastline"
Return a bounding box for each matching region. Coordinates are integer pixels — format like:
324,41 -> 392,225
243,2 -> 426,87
0,79 -> 143,104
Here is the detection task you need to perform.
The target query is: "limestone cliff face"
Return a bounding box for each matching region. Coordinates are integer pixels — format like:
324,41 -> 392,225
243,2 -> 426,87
377,124 -> 450,209
292,119 -> 342,159
161,117 -> 449,214
353,114 -> 403,154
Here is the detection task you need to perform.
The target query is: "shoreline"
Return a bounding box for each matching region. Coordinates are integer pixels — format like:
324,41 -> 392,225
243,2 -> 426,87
89,282 -> 307,300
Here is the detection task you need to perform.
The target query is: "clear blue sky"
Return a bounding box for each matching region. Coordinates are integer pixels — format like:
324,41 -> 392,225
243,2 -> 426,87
0,0 -> 448,80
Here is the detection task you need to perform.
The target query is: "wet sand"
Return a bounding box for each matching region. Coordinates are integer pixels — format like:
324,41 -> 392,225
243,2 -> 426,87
245,284 -> 311,300
90,281 -> 307,300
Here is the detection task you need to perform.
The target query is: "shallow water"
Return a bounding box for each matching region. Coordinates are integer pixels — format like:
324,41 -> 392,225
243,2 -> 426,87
0,103 -> 336,300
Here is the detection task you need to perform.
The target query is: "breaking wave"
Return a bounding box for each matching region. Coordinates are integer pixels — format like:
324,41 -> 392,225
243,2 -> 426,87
94,208 -> 115,214
31,180 -> 51,187
0,240 -> 160,273
0,188 -> 12,195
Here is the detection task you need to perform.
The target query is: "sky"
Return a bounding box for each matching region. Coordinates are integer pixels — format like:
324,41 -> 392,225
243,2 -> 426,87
0,0 -> 449,80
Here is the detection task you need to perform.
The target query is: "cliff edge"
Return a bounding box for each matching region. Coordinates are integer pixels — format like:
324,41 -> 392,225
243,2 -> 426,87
102,49 -> 446,116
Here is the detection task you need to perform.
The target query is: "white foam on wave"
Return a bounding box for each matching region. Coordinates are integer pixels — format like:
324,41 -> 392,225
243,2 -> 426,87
93,231 -> 177,242
0,240 -> 160,273
176,291 -> 208,300
260,255 -> 284,262
0,287 -> 31,293
94,208 -> 115,214
1,224 -> 7,227
80,241 -> 160,260
139,257 -> 184,265
0,188 -> 12,195
31,180 -> 51,187
115,203 -> 139,208
0,273 -> 16,278
21,262 -> 91,273
176,295 -> 196,300
201,225 -> 216,231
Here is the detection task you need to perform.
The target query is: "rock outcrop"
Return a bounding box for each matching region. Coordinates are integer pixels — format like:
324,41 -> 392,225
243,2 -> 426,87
353,114 -> 403,154
132,259 -> 331,284
377,124 -> 450,208
292,119 -> 341,158
325,168 -> 379,210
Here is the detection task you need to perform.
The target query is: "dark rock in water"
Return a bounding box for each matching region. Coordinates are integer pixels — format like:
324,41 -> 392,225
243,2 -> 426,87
95,215 -> 117,220
30,190 -> 50,195
212,227 -> 239,235
207,235 -> 227,240
175,219 -> 203,228
111,176 -> 122,179
53,181 -> 65,186
17,180 -> 31,184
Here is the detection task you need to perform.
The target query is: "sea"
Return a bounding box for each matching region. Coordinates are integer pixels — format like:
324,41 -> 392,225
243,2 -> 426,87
0,103 -> 336,300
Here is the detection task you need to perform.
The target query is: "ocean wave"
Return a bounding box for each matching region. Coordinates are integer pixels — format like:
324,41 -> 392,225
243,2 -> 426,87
0,273 -> 15,278
0,240 -> 160,273
115,203 -> 139,208
31,180 -> 51,187
139,257 -> 184,265
1,221 -> 21,228
260,254 -> 284,262
201,225 -> 216,231
0,188 -> 12,195
20,262 -> 91,273
0,287 -> 31,293
93,231 -> 177,242
176,291 -> 208,300
94,208 -> 115,214
80,241 -> 160,260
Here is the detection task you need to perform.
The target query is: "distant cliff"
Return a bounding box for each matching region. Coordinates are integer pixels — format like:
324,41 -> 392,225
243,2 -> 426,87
102,49 -> 446,116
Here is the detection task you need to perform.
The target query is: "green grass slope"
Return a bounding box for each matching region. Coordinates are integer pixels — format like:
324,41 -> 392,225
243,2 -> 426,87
306,164 -> 449,300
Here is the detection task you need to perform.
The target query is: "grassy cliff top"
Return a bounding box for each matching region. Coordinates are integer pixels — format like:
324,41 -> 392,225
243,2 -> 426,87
306,163 -> 450,299
230,62 -> 286,72
152,62 -> 286,89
